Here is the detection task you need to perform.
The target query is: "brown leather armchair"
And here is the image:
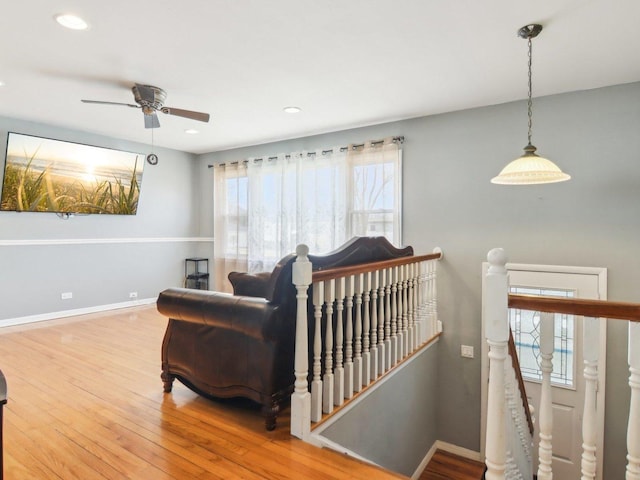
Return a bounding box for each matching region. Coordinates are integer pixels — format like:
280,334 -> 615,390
157,236 -> 413,430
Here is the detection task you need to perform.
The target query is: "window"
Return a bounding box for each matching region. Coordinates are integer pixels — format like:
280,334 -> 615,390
509,286 -> 575,387
213,139 -> 402,289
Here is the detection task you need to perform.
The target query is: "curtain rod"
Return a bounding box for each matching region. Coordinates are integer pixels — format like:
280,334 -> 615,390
208,136 -> 404,168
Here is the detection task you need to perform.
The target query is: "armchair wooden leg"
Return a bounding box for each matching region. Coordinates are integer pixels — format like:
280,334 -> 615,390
161,370 -> 175,393
263,401 -> 280,431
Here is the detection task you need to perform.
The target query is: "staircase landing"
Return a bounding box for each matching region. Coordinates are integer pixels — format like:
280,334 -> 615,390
421,450 -> 485,480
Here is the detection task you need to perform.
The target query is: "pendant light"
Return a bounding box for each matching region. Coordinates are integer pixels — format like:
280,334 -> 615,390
492,24 -> 570,185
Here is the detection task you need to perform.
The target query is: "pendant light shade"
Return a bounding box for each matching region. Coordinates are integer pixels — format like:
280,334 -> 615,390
491,144 -> 571,185
492,24 -> 570,185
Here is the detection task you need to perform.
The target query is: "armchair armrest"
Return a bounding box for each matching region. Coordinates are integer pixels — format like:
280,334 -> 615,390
157,287 -> 283,341
228,271 -> 271,298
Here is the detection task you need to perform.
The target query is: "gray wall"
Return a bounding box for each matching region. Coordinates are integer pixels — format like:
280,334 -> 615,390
200,81 -> 640,479
0,116 -> 206,322
320,343 -> 439,477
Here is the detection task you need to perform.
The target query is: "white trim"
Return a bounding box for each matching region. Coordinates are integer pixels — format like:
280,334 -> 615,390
434,440 -> 483,461
0,297 -> 157,329
411,442 -> 439,480
410,441 -> 482,479
0,237 -> 214,247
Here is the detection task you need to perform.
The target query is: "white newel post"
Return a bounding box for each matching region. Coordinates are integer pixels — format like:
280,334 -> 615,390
485,248 -> 509,480
291,244 -> 312,439
627,322 -> 640,480
538,311 -> 555,480
581,316 -> 600,480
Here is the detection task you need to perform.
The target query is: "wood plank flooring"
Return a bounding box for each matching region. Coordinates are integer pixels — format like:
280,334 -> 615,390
0,306 -> 406,480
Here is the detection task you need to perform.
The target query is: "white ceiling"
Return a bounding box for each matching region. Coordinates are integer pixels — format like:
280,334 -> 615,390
1,0 -> 639,154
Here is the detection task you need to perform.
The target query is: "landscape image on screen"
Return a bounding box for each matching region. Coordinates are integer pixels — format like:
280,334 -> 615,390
0,132 -> 144,215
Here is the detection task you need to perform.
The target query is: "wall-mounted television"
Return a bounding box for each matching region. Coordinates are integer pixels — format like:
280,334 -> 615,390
0,132 -> 145,215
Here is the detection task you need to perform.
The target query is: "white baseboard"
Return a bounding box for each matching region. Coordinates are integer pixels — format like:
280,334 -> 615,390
433,440 -> 482,462
0,298 -> 157,328
411,440 -> 482,479
411,443 -> 439,480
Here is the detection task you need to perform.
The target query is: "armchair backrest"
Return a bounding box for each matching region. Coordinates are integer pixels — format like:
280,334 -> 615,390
265,236 -> 414,305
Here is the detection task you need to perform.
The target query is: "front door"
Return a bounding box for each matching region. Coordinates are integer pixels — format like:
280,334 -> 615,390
481,263 -> 607,480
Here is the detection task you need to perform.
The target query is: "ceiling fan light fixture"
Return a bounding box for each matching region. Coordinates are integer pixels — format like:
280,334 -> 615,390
492,24 -> 570,186
54,13 -> 89,31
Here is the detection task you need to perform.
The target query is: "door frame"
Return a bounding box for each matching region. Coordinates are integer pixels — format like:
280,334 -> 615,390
480,262 -> 607,480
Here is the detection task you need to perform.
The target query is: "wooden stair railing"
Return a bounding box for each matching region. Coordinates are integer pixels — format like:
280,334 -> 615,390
291,246 -> 443,441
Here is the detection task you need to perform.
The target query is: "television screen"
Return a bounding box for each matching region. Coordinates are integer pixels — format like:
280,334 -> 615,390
0,132 -> 144,215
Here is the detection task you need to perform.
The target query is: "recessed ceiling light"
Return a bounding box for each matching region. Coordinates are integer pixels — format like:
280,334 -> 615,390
0,81 -> 5,87
283,106 -> 301,114
54,14 -> 89,30
184,129 -> 199,135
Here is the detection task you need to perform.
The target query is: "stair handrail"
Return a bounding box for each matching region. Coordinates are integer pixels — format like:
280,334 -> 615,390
509,294 -> 640,322
508,329 -> 534,436
311,251 -> 443,282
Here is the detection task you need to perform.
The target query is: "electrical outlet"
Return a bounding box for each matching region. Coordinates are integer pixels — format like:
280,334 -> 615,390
461,345 -> 474,358
61,292 -> 73,300
129,292 -> 138,299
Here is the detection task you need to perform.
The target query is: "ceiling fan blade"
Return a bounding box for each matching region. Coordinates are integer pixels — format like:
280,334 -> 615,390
81,99 -> 140,108
160,106 -> 210,123
144,113 -> 160,129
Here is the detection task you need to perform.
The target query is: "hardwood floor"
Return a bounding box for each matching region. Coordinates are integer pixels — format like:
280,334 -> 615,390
0,306 -> 405,480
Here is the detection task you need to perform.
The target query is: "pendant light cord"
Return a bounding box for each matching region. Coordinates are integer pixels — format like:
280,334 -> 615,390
527,36 -> 533,146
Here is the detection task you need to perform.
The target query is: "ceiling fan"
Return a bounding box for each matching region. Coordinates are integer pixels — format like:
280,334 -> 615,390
81,83 -> 210,128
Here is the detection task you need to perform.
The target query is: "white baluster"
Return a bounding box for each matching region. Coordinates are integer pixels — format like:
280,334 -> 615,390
627,322 -> 640,480
370,270 -> 379,380
428,258 -> 437,338
420,260 -> 429,342
538,311 -> 554,480
311,281 -> 324,422
384,268 -> 392,371
401,264 -> 409,357
378,269 -> 386,373
485,248 -> 509,480
412,262 -> 420,348
291,244 -> 312,440
432,247 -> 442,335
322,279 -> 335,414
391,266 -> 399,365
353,273 -> 364,392
334,277 -> 345,406
396,265 -> 405,360
362,272 -> 371,387
407,263 -> 415,352
581,316 -> 599,480
344,275 -> 355,399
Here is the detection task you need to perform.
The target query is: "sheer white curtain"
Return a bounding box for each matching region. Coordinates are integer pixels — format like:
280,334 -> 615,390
213,138 -> 401,291
213,161 -> 248,291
